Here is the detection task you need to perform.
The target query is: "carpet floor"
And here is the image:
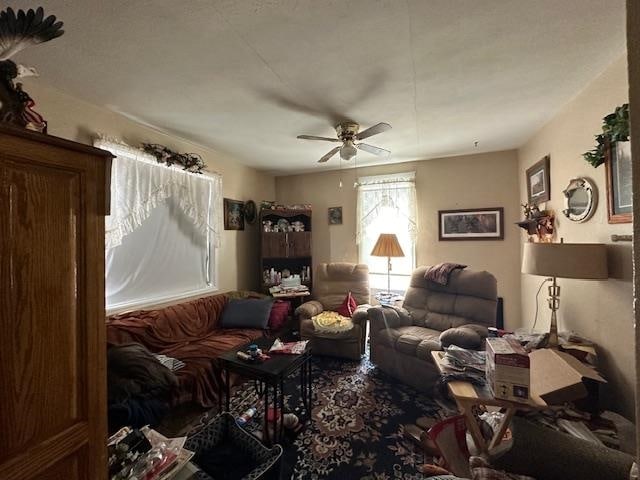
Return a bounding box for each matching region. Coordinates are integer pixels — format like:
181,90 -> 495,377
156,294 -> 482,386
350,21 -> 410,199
190,355 -> 456,480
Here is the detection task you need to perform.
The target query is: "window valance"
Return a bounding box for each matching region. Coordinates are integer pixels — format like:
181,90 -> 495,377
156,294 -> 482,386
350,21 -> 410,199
94,137 -> 222,250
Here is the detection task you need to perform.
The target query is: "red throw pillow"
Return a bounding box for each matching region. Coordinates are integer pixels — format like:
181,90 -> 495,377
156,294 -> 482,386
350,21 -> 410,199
336,292 -> 357,317
268,300 -> 291,331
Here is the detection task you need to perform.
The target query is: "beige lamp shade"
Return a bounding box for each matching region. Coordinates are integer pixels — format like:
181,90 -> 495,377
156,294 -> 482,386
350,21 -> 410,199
371,233 -> 405,257
522,242 -> 608,279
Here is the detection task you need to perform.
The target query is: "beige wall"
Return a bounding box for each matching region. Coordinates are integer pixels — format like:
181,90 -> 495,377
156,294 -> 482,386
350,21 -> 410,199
22,79 -> 275,293
276,151 -> 522,326
518,55 -> 634,418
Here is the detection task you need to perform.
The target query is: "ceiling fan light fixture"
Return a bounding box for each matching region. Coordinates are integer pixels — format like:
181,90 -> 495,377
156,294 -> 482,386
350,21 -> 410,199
340,140 -> 358,160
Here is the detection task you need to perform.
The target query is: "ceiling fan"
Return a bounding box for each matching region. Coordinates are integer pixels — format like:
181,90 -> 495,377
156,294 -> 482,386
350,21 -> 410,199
297,121 -> 392,163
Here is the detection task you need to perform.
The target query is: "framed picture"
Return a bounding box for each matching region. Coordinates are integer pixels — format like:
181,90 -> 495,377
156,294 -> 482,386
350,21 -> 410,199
328,206 -> 343,225
526,155 -> 551,204
224,198 -> 245,230
439,207 -> 504,241
605,141 -> 632,223
243,200 -> 257,224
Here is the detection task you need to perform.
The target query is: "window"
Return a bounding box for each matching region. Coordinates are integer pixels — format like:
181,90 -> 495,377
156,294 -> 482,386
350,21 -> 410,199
357,172 -> 417,292
95,139 -> 222,313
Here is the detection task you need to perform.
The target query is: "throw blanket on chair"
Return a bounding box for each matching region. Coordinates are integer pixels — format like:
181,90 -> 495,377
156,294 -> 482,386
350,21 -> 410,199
425,262 -> 467,286
312,311 -> 354,333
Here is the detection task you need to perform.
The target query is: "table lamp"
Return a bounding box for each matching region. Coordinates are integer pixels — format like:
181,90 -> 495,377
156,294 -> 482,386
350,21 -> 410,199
521,241 -> 608,348
371,233 -> 405,295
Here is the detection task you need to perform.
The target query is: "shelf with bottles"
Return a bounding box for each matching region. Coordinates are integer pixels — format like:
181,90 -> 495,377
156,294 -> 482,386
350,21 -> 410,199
262,265 -> 312,287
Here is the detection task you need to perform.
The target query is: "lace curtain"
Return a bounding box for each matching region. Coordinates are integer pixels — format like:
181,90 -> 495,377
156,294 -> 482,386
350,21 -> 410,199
356,171 -> 418,245
94,137 -> 222,250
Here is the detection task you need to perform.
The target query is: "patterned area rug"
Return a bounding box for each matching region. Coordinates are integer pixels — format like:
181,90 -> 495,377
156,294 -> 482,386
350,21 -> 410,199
191,355 -> 456,479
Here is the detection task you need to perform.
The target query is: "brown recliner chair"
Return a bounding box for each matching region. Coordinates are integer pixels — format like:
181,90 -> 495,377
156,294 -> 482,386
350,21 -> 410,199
368,266 -> 497,392
296,263 -> 371,360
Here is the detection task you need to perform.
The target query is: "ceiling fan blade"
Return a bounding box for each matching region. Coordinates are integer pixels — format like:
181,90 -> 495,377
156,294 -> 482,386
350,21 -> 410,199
297,135 -> 341,142
355,122 -> 392,140
357,143 -> 390,157
318,146 -> 341,163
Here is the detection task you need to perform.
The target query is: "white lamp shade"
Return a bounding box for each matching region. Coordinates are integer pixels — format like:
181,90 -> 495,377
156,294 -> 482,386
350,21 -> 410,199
522,242 -> 608,280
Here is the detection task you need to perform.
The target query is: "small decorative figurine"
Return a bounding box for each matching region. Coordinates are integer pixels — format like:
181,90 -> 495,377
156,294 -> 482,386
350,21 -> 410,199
0,7 -> 65,132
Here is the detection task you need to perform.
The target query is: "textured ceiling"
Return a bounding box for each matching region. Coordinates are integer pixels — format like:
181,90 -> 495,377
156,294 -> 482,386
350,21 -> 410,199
15,0 -> 626,174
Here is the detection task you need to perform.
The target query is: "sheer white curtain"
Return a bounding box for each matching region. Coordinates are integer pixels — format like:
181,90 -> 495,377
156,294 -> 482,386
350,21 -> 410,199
95,138 -> 222,313
356,172 -> 417,291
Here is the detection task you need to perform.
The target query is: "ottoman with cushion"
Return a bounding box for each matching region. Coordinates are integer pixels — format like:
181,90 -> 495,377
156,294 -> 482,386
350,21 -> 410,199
369,266 -> 498,391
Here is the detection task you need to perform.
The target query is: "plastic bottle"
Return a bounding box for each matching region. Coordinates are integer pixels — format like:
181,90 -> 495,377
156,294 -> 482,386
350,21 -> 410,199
236,406 -> 257,427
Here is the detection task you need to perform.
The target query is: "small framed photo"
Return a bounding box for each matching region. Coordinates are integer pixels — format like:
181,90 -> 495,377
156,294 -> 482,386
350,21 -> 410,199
605,141 -> 632,223
224,198 -> 245,230
526,155 -> 551,204
439,207 -> 504,241
328,206 -> 343,225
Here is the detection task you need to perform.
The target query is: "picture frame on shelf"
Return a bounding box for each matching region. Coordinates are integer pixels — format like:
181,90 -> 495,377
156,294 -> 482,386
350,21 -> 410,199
224,198 -> 245,230
526,155 -> 551,204
328,206 -> 343,225
605,141 -> 632,223
439,207 -> 504,241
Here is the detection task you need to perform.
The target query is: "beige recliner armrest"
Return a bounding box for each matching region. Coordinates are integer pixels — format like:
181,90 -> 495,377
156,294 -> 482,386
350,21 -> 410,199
351,304 -> 372,325
295,300 -> 324,320
367,305 -> 412,333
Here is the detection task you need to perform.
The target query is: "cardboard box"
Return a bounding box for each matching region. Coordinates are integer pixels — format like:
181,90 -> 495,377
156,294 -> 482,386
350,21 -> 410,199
529,348 -> 606,405
486,337 -> 530,402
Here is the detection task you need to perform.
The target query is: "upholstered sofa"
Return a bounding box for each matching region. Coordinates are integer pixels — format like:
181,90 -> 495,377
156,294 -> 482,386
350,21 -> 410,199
297,263 -> 371,360
368,266 -> 497,392
106,292 -> 268,409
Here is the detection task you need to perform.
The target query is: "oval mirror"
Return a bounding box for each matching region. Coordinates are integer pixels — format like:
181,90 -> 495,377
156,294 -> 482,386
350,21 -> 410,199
562,177 -> 597,223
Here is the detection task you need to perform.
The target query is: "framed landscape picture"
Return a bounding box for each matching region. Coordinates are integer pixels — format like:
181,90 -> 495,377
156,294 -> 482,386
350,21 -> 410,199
224,198 -> 245,230
439,207 -> 504,241
605,141 -> 632,223
526,155 -> 551,204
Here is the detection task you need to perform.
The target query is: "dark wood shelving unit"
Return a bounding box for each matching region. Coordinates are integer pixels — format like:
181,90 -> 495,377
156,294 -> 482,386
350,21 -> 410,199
260,209 -> 312,292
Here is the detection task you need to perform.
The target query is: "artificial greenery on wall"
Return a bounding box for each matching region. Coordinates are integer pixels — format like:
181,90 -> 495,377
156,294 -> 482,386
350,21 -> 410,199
141,143 -> 206,174
583,103 -> 630,168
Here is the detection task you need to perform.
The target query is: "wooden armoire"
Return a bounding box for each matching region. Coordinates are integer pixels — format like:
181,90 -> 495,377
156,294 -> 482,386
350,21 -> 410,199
0,125 -> 112,480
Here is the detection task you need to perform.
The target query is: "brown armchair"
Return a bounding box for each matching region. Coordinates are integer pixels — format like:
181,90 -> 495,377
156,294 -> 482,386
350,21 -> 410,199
296,263 -> 371,360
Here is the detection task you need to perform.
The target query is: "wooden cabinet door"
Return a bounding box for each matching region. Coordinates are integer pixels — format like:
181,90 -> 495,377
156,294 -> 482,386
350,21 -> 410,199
0,130 -> 109,480
262,232 -> 287,257
288,232 -> 312,258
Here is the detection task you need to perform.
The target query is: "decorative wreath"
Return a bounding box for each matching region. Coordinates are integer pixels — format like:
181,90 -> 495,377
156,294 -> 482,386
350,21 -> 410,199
583,103 -> 629,168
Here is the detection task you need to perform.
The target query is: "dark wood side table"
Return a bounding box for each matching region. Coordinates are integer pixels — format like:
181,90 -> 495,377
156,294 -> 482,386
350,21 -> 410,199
218,337 -> 312,445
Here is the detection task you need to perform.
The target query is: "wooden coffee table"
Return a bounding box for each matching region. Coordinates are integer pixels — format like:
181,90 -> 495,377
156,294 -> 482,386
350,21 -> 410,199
218,337 -> 312,445
431,351 -> 547,455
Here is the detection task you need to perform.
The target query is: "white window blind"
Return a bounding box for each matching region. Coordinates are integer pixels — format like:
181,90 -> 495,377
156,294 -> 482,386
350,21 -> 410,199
95,138 -> 221,313
357,172 -> 417,292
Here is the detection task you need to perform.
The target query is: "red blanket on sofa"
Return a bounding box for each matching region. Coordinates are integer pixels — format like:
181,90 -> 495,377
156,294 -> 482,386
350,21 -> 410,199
106,293 -> 264,408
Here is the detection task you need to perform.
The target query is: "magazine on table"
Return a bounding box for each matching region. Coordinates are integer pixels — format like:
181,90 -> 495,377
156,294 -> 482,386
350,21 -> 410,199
269,338 -> 309,355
